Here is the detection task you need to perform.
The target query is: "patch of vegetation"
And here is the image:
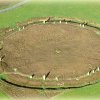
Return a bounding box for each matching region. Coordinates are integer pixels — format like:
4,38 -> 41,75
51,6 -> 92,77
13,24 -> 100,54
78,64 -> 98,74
0,73 -> 7,80
0,0 -> 22,10
53,83 -> 100,100
0,74 -> 10,99
0,2 -> 100,28
96,32 -> 100,36
0,92 -> 10,100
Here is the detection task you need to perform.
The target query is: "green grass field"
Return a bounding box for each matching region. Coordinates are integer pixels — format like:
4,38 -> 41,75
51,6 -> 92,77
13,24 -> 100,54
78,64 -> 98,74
0,1 -> 21,10
0,1 -> 100,99
0,4 -> 13,10
0,2 -> 100,28
53,83 -> 100,100
0,74 -> 9,99
0,91 -> 9,99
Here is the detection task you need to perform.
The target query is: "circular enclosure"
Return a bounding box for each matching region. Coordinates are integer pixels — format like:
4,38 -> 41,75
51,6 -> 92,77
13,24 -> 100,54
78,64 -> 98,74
1,22 -> 100,87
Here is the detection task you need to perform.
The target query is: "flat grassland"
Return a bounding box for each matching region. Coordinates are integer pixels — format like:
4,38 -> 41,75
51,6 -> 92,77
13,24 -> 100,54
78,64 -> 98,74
0,2 -> 100,28
0,88 -> 9,99
0,0 -> 22,10
53,82 -> 100,100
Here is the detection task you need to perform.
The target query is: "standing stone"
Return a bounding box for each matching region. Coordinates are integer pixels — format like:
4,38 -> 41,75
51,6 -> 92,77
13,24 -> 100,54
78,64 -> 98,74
43,75 -> 46,80
23,26 -> 25,29
29,75 -> 33,79
97,67 -> 100,71
92,70 -> 95,74
87,72 -> 90,76
55,77 -> 59,81
43,21 -> 46,24
53,22 -> 55,24
19,28 -> 21,31
59,20 -> 61,24
80,24 -> 82,27
14,68 -> 17,72
65,22 -> 68,24
0,41 -> 3,50
82,24 -> 85,28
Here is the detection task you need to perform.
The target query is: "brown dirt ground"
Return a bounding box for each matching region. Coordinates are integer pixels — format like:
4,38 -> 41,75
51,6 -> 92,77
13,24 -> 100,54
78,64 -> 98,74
0,23 -> 100,98
2,23 -> 100,77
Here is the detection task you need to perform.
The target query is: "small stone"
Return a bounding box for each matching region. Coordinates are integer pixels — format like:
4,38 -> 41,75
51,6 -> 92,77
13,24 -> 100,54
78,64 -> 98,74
55,50 -> 61,54
76,78 -> 79,81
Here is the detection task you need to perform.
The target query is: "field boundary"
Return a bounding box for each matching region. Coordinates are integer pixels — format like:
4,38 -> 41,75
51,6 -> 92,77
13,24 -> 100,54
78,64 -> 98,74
1,78 -> 100,90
